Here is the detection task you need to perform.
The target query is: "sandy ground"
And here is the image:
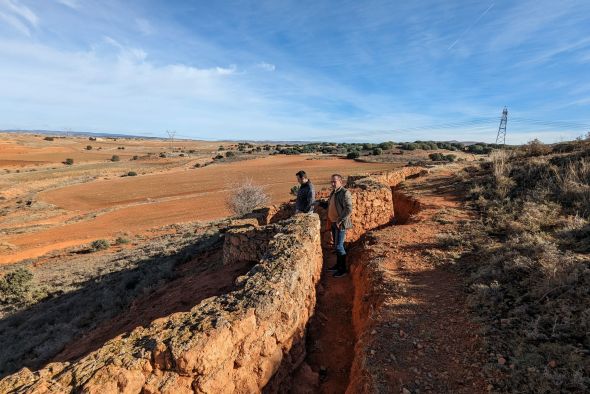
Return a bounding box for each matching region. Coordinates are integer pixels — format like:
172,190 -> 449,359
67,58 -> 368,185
1,133 -> 403,264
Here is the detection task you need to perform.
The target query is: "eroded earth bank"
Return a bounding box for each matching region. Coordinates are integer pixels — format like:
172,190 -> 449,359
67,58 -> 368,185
1,166 -> 494,393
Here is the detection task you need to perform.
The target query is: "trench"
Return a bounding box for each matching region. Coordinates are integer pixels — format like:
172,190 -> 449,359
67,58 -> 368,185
295,186 -> 422,393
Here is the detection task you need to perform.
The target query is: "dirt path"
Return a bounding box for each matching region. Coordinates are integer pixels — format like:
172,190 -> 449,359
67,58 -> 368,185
348,169 -> 489,393
304,169 -> 489,393
305,249 -> 356,394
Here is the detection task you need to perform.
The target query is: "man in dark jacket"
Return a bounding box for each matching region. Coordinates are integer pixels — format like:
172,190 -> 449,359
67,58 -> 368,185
295,170 -> 315,213
320,173 -> 353,277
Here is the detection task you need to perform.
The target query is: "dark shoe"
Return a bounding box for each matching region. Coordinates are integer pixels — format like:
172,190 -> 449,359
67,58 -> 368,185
326,264 -> 339,272
333,270 -> 347,278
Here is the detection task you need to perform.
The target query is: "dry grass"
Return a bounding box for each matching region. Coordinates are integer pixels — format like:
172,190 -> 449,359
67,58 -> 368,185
455,143 -> 590,392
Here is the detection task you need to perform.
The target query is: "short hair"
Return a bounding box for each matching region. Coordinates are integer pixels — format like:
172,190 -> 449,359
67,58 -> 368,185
296,170 -> 307,178
331,174 -> 343,181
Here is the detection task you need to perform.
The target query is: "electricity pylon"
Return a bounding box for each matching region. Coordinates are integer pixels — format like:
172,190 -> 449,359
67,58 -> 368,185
496,107 -> 508,145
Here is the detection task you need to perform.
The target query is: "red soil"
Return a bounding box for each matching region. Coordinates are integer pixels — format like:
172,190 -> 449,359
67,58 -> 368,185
2,155 -> 400,263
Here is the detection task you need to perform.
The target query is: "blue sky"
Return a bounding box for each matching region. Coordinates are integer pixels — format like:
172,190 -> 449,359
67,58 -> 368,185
0,0 -> 589,143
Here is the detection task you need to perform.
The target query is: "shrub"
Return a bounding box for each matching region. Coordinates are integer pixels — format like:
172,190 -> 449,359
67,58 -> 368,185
111,155 -> 120,162
159,152 -> 166,158
43,136 -> 54,141
378,141 -> 395,150
64,158 -> 74,165
346,151 -> 360,159
0,268 -> 34,304
372,148 -> 383,155
194,163 -> 202,168
445,154 -> 457,162
226,179 -> 270,216
86,145 -> 92,150
226,151 -> 235,158
90,239 -> 110,251
523,138 -> 551,156
115,236 -> 130,245
429,153 -> 445,161
400,143 -> 418,150
132,155 -> 139,160
127,171 -> 137,176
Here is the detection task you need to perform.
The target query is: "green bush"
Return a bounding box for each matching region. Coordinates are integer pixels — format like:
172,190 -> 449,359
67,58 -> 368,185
111,155 -> 120,162
430,153 -> 443,161
132,155 -> 139,160
378,141 -> 395,150
346,151 -> 360,159
127,171 -> 137,176
226,151 -> 235,158
86,145 -> 92,150
64,158 -> 74,165
0,268 -> 34,304
90,239 -> 110,251
43,136 -> 54,141
372,147 -> 383,155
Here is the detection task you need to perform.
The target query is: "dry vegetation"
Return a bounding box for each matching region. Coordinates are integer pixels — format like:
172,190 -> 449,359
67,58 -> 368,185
0,220 -> 227,377
456,138 -> 590,392
225,179 -> 270,216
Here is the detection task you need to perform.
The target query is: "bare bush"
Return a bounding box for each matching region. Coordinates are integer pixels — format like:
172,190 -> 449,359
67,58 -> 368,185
226,179 -> 270,216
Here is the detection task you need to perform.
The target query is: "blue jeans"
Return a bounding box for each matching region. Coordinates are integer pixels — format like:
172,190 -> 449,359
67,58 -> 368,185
331,223 -> 347,256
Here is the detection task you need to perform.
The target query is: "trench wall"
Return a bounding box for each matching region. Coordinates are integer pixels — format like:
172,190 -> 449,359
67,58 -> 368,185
0,214 -> 323,394
0,166 -> 427,394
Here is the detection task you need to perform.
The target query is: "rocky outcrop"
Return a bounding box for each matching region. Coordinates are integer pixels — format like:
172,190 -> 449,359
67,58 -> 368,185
0,214 -> 323,394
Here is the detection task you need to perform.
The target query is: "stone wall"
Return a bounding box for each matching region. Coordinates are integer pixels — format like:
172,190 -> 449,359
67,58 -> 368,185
0,214 -> 323,394
317,166 -> 427,243
223,223 -> 280,266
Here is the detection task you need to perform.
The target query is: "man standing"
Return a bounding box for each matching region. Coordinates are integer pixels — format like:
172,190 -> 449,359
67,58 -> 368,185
324,173 -> 353,277
295,170 -> 315,213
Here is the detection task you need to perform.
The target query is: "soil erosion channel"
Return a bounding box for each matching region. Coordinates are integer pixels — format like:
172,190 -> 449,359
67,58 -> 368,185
305,169 -> 488,393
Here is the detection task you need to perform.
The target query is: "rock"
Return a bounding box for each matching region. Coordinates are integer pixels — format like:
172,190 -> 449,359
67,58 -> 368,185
548,360 -> 557,368
497,357 -> 506,365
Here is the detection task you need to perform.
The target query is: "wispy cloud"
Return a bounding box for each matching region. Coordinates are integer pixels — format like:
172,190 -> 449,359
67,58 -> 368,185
448,2 -> 494,50
257,62 -> 276,71
0,0 -> 38,35
135,18 -> 153,35
56,0 -> 79,10
0,0 -> 588,143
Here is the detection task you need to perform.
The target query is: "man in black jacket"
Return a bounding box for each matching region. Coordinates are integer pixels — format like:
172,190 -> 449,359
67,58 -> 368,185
295,170 -> 315,213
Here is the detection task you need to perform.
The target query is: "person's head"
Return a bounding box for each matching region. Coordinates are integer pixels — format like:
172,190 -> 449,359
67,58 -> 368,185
296,170 -> 308,185
331,174 -> 344,189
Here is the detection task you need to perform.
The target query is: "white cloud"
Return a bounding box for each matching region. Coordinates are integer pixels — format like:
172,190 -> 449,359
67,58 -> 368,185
0,9 -> 30,35
257,62 -> 276,71
135,18 -> 153,35
56,0 -> 79,10
0,0 -> 38,35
